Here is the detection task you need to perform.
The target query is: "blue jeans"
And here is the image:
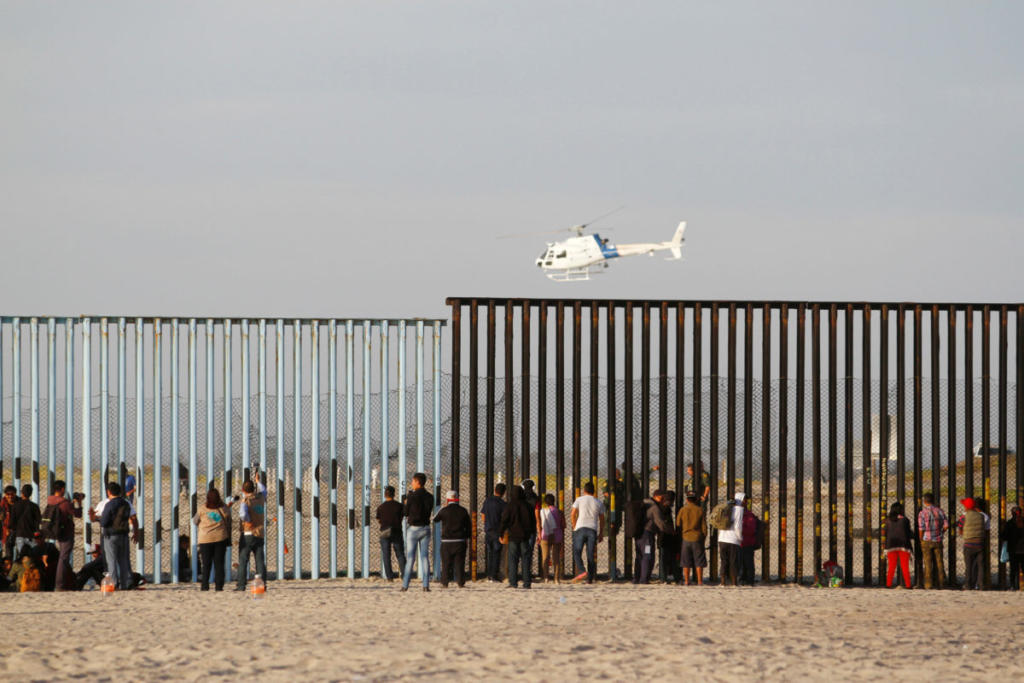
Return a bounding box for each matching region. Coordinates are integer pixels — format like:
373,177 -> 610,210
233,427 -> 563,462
485,533 -> 504,581
573,527 -> 598,581
508,539 -> 533,588
402,525 -> 431,589
380,533 -> 406,580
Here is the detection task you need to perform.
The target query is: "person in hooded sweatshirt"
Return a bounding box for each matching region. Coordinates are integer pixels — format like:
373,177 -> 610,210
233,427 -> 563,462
634,490 -> 670,584
999,505 -> 1024,591
717,492 -> 746,587
499,485 -> 535,589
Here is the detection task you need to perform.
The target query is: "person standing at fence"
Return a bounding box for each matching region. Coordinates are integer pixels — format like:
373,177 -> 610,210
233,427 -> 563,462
677,490 -> 707,586
716,493 -> 745,587
41,480 -> 75,591
884,502 -> 913,589
739,497 -> 761,586
687,463 -> 711,511
401,472 -> 434,592
999,505 -> 1024,591
377,485 -> 406,582
10,484 -> 41,561
917,492 -> 949,590
538,493 -> 565,583
432,490 -> 470,588
957,497 -> 989,591
191,487 -> 233,592
480,483 -> 507,583
235,467 -> 267,592
658,491 -> 679,583
91,481 -> 139,590
499,484 -> 535,589
1,485 -> 17,560
570,481 -> 605,584
634,489 -> 669,585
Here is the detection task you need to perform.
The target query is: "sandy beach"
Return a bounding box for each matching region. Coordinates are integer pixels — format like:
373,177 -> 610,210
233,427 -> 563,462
2,579 -> 1021,681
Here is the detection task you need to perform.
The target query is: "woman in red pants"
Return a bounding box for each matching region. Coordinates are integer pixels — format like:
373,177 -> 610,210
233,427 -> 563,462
884,502 -> 914,589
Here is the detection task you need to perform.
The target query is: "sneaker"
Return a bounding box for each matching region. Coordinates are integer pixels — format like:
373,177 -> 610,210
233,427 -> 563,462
573,572 -> 587,583
399,587 -> 408,592
422,586 -> 430,592
233,586 -> 246,592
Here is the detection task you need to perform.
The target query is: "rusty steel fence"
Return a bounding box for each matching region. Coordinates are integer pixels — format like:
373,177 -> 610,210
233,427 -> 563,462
0,316 -> 447,583
447,299 -> 1024,587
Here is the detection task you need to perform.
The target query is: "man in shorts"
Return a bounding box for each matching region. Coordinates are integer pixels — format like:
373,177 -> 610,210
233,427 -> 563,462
676,489 -> 707,585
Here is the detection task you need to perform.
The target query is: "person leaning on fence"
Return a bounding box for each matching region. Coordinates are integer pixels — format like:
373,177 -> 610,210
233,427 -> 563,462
633,489 -> 669,585
432,490 -> 471,588
570,481 -> 605,584
957,497 -> 989,591
191,487 -> 233,592
714,493 -> 745,587
234,467 -> 268,592
401,472 -> 434,592
90,481 -> 139,590
883,502 -> 913,589
499,484 -> 536,589
687,463 -> 711,511
677,490 -> 707,586
377,485 -> 407,582
917,492 -> 949,589
538,493 -> 565,584
739,498 -> 761,586
480,483 -> 508,583
999,505 -> 1024,591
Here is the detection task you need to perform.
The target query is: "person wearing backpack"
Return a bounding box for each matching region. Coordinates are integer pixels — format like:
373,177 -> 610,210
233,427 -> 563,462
91,481 -> 138,590
715,493 -> 746,586
42,480 -> 76,591
739,498 -> 760,585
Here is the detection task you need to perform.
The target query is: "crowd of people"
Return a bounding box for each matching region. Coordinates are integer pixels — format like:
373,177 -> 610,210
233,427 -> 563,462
1,467 -> 268,592
5,461 -> 1024,592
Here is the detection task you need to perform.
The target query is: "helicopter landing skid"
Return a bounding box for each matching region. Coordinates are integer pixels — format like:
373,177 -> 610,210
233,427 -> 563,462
544,264 -> 605,282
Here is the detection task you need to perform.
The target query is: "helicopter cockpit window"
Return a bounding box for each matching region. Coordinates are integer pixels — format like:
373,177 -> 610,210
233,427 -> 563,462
556,251 -> 567,259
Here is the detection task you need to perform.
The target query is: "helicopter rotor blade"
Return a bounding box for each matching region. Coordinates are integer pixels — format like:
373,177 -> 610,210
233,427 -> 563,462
497,226 -> 615,240
579,205 -> 625,229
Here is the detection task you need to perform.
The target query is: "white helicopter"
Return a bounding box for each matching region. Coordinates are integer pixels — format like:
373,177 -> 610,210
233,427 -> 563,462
502,210 -> 687,281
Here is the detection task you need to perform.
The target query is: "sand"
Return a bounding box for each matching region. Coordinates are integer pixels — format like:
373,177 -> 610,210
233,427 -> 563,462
2,580 -> 1021,681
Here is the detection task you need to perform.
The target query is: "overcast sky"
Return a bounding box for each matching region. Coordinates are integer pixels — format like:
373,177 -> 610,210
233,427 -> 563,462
2,1 -> 1022,321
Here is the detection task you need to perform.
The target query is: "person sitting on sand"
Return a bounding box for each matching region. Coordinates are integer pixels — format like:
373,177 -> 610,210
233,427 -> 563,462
191,487 -> 233,591
75,543 -> 105,590
884,502 -> 913,589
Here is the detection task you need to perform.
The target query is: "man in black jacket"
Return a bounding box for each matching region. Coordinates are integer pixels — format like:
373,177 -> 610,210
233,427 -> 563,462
401,473 -> 434,592
499,485 -> 535,589
10,484 -> 41,561
637,490 -> 670,584
432,490 -> 471,588
376,486 -> 406,581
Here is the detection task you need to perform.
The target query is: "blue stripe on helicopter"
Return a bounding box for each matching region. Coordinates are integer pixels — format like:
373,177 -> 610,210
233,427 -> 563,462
593,234 -> 619,259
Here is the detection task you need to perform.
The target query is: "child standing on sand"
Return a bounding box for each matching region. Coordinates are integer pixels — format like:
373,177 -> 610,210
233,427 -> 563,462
538,494 -> 564,584
884,502 -> 913,589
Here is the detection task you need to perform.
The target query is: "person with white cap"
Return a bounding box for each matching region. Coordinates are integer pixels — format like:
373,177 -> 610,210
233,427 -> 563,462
432,490 -> 471,588
717,492 -> 746,587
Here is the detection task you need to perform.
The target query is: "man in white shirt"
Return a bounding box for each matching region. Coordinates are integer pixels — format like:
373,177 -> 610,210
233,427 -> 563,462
717,492 -> 746,587
570,481 -> 605,584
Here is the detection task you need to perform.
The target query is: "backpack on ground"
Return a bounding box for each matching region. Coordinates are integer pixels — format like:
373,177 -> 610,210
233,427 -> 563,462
40,502 -> 71,540
709,501 -> 735,531
624,499 -> 649,539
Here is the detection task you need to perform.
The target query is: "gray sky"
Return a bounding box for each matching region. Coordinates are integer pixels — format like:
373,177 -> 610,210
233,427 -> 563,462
2,1 -> 1022,321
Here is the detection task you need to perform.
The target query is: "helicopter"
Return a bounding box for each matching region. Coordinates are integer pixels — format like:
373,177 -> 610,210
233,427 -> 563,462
501,211 -> 687,281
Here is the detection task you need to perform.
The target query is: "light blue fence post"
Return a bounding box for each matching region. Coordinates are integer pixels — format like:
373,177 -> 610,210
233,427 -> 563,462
433,321 -> 442,580
362,320 -> 371,577
380,321 -> 389,498
293,320 -> 302,579
13,318 -> 21,491
310,320 -> 320,579
223,319 -> 232,583
346,320 -> 355,578
276,319 -> 285,578
328,320 -> 338,578
47,319 -> 56,494
188,319 -> 198,582
171,320 -> 180,583
30,318 -> 39,504
80,318 -> 90,553
151,319 -> 161,582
